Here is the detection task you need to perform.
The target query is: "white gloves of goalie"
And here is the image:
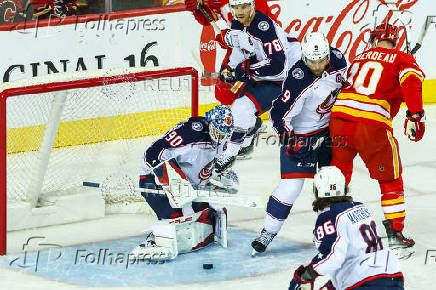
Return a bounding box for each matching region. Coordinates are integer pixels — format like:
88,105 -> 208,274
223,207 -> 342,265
209,169 -> 239,193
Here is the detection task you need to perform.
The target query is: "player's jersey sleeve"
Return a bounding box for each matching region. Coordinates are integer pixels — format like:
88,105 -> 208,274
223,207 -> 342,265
269,62 -> 315,135
397,52 -> 425,114
247,13 -> 287,79
141,117 -> 210,174
310,205 -> 352,276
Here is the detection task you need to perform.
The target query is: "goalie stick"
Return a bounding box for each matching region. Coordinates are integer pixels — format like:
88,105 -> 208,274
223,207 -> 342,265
82,181 -> 259,208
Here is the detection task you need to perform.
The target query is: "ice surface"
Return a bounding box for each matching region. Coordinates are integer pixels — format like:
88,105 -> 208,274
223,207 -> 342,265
1,106 -> 435,290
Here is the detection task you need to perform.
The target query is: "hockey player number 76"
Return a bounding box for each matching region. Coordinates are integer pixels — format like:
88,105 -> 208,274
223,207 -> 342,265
346,61 -> 384,95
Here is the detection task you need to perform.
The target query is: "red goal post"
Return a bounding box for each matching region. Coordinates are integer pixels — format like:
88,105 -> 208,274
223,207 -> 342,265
0,67 -> 199,255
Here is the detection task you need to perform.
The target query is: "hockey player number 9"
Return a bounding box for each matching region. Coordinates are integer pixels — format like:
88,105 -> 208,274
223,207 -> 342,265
347,61 -> 384,95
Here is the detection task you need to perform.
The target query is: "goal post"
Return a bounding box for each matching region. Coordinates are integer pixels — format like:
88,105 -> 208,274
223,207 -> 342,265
0,67 -> 199,255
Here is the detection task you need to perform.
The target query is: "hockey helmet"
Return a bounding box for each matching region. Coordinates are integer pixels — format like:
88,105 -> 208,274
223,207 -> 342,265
301,32 -> 330,63
370,22 -> 399,46
229,0 -> 255,18
205,105 -> 234,143
313,166 -> 346,198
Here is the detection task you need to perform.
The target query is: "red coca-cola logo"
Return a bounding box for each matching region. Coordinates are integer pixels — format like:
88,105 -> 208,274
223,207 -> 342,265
270,0 -> 420,63
200,40 -> 217,52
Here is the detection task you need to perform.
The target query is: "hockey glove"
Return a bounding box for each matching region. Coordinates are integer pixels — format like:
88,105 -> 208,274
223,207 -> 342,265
288,265 -> 315,290
220,68 -> 236,83
234,59 -> 251,82
214,155 -> 236,174
404,110 -> 425,142
185,0 -> 198,11
53,0 -> 77,17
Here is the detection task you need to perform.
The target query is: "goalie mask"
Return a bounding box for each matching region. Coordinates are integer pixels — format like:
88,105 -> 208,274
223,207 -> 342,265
229,0 -> 255,19
313,166 -> 346,199
370,22 -> 399,47
205,105 -> 234,143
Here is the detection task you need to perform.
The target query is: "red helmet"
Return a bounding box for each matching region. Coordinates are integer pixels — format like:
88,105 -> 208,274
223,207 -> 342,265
370,23 -> 400,46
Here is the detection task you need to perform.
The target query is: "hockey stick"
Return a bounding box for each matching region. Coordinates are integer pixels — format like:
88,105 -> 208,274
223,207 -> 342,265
82,181 -> 259,208
410,16 -> 436,55
198,4 -> 222,34
378,1 -> 414,53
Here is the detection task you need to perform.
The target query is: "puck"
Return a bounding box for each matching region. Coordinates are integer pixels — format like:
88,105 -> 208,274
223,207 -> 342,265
203,263 -> 213,269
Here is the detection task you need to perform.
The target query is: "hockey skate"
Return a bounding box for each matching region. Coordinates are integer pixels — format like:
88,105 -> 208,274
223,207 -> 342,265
382,220 -> 415,259
251,228 -> 277,256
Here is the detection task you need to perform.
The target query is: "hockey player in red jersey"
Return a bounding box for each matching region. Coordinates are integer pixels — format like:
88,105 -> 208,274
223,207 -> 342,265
32,0 -> 77,19
329,22 -> 425,257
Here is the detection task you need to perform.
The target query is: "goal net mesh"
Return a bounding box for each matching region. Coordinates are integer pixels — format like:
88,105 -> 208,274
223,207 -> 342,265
3,67 -> 198,214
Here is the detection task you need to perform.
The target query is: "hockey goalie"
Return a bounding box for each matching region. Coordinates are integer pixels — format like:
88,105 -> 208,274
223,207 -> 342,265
130,105 -> 239,260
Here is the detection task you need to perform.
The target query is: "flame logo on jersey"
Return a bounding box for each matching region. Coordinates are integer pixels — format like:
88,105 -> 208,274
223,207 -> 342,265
316,88 -> 341,118
198,160 -> 215,181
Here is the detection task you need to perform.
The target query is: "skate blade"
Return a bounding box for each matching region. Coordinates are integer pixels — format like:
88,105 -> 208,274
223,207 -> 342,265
391,246 -> 415,260
251,248 -> 259,257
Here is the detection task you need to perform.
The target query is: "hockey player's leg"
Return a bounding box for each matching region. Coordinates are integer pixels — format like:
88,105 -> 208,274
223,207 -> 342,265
130,207 -> 227,260
357,124 -> 414,257
252,178 -> 305,254
139,173 -> 183,220
329,117 -> 358,185
380,178 -> 415,259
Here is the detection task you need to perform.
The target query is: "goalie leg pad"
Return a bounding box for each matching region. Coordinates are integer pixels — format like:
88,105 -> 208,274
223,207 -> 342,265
170,208 -> 216,253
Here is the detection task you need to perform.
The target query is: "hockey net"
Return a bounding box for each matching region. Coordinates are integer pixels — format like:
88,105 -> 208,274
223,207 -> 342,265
0,67 -> 198,254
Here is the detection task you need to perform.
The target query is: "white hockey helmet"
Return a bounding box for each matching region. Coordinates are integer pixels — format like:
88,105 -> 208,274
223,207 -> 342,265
313,166 -> 346,198
229,0 -> 255,18
301,32 -> 330,63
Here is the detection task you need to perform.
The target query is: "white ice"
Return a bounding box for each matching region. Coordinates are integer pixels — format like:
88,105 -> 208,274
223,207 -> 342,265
2,105 -> 435,290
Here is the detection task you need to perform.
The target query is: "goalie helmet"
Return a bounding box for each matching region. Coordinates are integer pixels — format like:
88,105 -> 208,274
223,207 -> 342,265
301,32 -> 330,63
229,0 -> 255,18
370,22 -> 399,46
313,166 -> 346,198
205,105 -> 234,143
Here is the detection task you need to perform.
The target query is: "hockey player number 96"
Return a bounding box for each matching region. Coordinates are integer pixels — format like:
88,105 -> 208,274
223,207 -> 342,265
347,61 -> 384,95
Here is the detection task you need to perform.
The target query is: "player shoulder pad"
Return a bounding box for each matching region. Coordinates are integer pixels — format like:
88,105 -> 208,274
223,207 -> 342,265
169,117 -> 211,146
324,201 -> 364,223
249,11 -> 275,35
231,19 -> 244,30
283,60 -> 317,97
329,47 -> 347,72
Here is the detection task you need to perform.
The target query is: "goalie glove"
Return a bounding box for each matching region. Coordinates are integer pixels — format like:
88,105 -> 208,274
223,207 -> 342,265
208,169 -> 239,193
214,155 -> 236,174
404,110 -> 425,142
